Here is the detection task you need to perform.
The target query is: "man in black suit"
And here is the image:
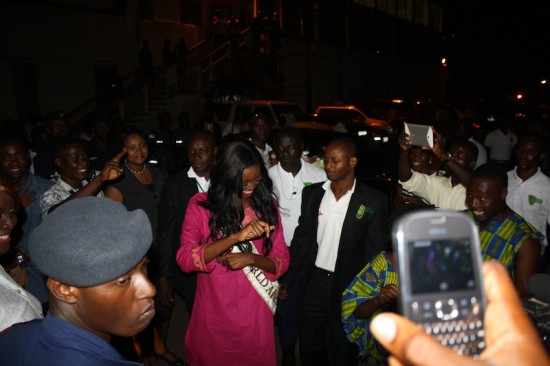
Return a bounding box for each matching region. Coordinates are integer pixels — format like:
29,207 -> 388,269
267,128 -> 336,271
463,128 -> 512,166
280,136 -> 389,365
154,130 -> 217,315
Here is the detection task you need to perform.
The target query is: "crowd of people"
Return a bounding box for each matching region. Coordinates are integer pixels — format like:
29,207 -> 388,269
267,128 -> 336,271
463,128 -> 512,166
0,105 -> 549,366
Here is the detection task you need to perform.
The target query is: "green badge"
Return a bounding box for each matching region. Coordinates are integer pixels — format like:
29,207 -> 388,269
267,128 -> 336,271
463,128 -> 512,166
304,182 -> 312,186
356,204 -> 366,219
529,195 -> 538,205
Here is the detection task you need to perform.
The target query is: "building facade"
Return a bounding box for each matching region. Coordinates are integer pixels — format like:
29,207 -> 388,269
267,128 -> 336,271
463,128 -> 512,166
1,0 -> 445,125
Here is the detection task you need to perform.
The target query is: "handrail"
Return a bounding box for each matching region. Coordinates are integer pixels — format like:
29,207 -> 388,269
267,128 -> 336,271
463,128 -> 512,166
188,39 -> 207,53
199,40 -> 232,64
65,28 -> 252,132
193,27 -> 251,91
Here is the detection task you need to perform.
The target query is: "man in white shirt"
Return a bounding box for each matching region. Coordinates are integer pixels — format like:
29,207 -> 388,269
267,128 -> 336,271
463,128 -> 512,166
268,128 -> 326,365
281,136 -> 389,365
484,116 -> 518,169
398,130 -> 478,210
455,119 -> 487,168
506,134 -> 550,270
156,130 -> 216,315
249,113 -> 274,168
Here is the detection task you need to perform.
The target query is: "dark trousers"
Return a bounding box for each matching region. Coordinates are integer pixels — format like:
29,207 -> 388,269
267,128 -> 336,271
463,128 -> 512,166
173,269 -> 197,315
276,270 -> 304,348
298,268 -> 358,366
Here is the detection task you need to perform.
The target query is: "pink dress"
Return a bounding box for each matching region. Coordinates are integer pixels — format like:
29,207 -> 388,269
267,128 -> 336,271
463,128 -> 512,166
177,193 -> 290,366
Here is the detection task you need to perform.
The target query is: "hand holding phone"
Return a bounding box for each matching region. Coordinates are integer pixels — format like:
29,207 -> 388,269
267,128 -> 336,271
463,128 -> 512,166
404,122 -> 434,148
369,261 -> 550,365
392,210 -> 486,356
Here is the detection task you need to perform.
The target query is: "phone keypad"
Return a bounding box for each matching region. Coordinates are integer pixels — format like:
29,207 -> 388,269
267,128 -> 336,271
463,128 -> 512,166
410,296 -> 486,356
422,318 -> 485,355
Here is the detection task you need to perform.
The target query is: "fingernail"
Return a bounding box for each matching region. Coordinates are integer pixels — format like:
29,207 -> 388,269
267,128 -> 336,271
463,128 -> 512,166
370,314 -> 397,343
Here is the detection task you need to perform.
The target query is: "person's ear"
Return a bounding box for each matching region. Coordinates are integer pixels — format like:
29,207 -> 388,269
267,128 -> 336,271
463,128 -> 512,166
350,157 -> 358,168
47,278 -> 79,304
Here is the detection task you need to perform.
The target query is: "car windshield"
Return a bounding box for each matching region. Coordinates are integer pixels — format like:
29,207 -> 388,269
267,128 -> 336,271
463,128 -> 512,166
272,104 -> 307,120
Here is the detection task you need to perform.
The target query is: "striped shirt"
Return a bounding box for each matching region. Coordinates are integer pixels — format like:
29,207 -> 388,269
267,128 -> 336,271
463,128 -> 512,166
341,251 -> 398,364
468,211 -> 543,279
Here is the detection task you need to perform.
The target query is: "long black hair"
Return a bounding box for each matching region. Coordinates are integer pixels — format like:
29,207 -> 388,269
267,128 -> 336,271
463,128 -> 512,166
201,139 -> 278,254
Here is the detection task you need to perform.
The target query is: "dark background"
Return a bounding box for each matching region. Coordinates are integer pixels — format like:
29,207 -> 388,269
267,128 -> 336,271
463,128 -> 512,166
444,2 -> 550,105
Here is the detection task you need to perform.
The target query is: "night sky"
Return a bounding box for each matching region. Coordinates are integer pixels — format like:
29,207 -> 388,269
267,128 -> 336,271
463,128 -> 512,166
443,2 -> 550,104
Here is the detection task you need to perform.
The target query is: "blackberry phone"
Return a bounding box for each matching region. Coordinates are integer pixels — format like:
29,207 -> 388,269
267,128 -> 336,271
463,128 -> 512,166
393,210 -> 486,356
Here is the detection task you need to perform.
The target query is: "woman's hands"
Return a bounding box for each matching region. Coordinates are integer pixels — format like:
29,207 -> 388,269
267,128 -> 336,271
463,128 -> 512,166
217,252 -> 255,270
232,219 -> 275,242
217,220 -> 275,271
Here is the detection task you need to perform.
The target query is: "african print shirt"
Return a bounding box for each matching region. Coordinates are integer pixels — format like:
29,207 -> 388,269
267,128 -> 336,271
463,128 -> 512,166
467,211 -> 543,279
341,251 -> 398,365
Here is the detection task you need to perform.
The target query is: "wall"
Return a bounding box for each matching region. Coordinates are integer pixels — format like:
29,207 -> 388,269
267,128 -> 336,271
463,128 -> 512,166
1,0 -> 200,122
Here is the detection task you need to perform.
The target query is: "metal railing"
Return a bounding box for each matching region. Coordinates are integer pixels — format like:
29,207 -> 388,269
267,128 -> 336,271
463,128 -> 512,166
66,28 -> 252,132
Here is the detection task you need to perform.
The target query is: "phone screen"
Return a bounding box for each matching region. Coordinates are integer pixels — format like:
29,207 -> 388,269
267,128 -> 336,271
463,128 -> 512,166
409,238 -> 477,294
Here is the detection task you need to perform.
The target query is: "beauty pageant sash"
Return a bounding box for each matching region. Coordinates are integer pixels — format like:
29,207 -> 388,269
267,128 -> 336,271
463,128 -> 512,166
231,242 -> 279,314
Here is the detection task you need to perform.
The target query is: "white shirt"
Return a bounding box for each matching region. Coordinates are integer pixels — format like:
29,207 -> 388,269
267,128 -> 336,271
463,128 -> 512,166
268,161 -> 327,245
507,167 -> 550,246
187,167 -> 210,193
250,138 -> 273,168
315,179 -> 356,272
468,137 -> 487,168
484,128 -> 518,161
399,170 -> 467,210
0,267 -> 43,331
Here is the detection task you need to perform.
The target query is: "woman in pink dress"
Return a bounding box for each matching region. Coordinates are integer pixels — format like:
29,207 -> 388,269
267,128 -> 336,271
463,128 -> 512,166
177,139 -> 290,366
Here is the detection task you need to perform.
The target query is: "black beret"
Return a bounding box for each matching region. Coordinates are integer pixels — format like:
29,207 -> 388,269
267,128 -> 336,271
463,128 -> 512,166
29,197 -> 152,287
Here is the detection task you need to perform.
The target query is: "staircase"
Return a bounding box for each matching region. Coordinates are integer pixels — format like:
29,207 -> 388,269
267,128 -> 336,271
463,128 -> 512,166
66,27 -> 284,134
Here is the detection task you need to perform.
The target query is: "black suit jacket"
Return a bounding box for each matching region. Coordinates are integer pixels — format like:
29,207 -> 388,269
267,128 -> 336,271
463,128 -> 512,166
154,170 -> 200,278
281,180 -> 389,316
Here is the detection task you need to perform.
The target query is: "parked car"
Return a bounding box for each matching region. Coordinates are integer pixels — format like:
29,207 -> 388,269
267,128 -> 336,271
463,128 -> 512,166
212,100 -> 309,133
312,105 -> 393,135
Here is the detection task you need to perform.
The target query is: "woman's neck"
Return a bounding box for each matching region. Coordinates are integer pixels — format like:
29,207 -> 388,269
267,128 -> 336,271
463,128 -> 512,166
242,197 -> 251,209
125,160 -> 146,175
